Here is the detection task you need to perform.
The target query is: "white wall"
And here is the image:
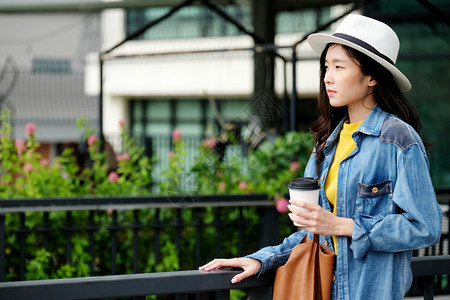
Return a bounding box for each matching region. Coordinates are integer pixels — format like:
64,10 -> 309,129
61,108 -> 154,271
85,8 -> 332,137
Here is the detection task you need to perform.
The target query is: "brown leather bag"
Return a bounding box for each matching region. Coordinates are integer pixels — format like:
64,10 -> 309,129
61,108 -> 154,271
272,234 -> 336,300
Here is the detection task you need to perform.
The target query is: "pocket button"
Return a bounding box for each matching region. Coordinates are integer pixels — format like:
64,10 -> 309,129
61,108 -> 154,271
372,187 -> 379,194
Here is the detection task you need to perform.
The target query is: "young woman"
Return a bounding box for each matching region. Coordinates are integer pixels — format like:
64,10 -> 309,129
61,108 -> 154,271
199,14 -> 442,299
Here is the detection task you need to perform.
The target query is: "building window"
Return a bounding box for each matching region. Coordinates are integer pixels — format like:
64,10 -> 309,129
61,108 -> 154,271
276,7 -> 330,34
32,58 -> 72,74
130,98 -> 251,139
126,5 -> 253,40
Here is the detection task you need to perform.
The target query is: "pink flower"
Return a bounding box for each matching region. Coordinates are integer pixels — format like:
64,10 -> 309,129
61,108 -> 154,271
167,151 -> 174,158
40,159 -> 49,167
275,196 -> 288,213
116,153 -> 131,161
107,208 -> 114,215
216,171 -> 223,178
87,135 -> 98,147
108,171 -> 119,183
290,161 -> 301,172
25,123 -> 36,136
218,181 -> 226,193
204,138 -> 217,150
238,180 -> 248,191
171,128 -> 182,142
119,119 -> 125,129
15,138 -> 26,156
24,163 -> 33,173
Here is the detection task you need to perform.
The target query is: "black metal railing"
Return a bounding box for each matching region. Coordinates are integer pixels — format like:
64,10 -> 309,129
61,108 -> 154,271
0,190 -> 449,297
0,255 -> 449,300
0,194 -> 280,282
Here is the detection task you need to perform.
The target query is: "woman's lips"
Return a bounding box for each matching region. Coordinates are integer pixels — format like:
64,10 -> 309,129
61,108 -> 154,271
327,89 -> 336,96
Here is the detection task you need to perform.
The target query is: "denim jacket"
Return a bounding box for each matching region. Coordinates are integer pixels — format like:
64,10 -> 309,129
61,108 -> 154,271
247,105 -> 442,300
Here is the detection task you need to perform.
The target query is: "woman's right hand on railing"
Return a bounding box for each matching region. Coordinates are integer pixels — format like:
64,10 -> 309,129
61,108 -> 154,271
198,257 -> 262,284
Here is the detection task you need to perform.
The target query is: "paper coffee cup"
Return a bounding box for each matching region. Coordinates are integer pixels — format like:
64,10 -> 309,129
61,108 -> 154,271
288,177 -> 320,227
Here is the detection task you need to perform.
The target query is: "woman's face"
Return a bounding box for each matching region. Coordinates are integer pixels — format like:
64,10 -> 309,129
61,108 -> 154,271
323,44 -> 376,111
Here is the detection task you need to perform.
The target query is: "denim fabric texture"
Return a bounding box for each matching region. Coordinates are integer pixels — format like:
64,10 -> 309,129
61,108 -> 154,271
246,105 -> 442,300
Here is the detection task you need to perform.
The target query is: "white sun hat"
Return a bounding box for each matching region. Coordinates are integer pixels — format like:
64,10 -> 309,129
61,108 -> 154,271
307,14 -> 411,92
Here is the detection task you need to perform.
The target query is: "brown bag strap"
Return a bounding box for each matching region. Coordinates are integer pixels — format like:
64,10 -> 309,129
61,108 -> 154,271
313,234 -> 323,299
313,233 -> 320,244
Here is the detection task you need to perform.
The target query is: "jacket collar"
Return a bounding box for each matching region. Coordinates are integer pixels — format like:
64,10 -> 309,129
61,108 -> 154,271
324,104 -> 388,153
357,104 -> 388,137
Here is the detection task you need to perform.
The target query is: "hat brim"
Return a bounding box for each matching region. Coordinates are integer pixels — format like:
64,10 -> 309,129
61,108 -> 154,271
307,33 -> 411,92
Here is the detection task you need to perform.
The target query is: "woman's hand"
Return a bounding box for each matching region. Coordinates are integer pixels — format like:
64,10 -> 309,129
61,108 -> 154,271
198,257 -> 262,283
288,199 -> 354,237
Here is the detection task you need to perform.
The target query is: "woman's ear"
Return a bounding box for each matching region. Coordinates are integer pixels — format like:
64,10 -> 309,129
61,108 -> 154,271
368,76 -> 377,87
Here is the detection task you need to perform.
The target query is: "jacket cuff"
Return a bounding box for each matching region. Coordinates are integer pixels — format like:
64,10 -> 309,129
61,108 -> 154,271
244,253 -> 266,277
350,214 -> 380,260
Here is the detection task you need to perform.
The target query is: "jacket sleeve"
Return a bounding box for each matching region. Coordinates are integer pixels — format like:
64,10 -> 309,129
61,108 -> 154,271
245,230 -> 307,276
350,143 -> 442,260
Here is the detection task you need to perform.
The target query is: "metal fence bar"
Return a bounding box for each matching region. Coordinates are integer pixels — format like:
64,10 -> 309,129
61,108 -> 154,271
411,255 -> 450,300
1,256 -> 449,300
0,214 -> 4,282
0,269 -> 276,300
0,194 -> 272,213
85,211 -> 99,276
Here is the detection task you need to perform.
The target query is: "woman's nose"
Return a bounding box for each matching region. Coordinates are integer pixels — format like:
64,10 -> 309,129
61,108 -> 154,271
324,72 -> 332,84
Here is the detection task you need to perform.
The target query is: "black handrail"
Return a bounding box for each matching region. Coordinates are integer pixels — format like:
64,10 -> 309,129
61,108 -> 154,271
0,256 -> 448,300
0,269 -> 275,300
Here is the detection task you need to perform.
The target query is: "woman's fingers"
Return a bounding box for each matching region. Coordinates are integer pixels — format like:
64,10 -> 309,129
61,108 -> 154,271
199,258 -> 240,271
199,259 -> 227,270
230,258 -> 261,283
199,257 -> 262,284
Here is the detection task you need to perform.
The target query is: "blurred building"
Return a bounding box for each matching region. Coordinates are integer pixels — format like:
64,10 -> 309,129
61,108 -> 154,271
0,0 -> 449,187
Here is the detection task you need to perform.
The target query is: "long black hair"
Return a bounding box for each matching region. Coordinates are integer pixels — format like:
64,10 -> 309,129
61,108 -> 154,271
310,43 -> 424,175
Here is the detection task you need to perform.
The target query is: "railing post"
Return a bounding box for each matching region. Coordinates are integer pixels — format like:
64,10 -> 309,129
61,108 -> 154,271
130,210 -> 143,273
15,213 -> 31,280
174,208 -> 183,270
108,210 -> 122,275
249,286 -> 273,300
195,208 -> 204,267
217,290 -> 230,300
63,211 -> 76,265
214,207 -> 224,258
153,209 -> 162,268
0,214 -> 5,282
37,212 -> 53,251
257,206 -> 279,248
85,211 -> 99,276
423,276 -> 434,300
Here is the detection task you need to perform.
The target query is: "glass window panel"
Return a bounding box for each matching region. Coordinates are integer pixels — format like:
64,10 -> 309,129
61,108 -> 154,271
276,8 -> 330,34
132,101 -> 144,120
32,58 -> 72,74
126,5 -> 252,40
221,100 -> 249,121
146,122 -> 171,136
132,123 -> 144,136
147,101 -> 170,120
176,101 -> 201,120
175,122 -> 203,136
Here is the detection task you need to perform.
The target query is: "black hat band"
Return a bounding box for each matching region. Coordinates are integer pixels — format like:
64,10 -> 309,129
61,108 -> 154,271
333,33 -> 395,66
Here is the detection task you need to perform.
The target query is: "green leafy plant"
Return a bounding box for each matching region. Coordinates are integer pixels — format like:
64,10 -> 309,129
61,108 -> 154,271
1,109 -> 314,290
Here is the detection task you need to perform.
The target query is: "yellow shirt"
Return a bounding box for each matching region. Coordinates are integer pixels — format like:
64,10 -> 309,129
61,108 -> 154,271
324,120 -> 363,252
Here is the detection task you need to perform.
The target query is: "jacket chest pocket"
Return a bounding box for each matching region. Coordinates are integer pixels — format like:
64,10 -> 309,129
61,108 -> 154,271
356,180 -> 394,215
